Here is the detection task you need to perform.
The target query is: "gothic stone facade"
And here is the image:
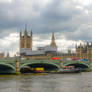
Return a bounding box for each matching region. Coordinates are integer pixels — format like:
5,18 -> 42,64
20,29 -> 32,50
62,42 -> 92,62
20,29 -> 57,60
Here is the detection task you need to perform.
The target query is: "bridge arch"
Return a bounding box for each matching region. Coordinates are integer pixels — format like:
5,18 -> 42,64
63,61 -> 90,70
0,63 -> 15,74
20,62 -> 60,73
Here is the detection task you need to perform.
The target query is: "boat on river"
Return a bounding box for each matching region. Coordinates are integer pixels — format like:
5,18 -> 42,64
57,68 -> 81,73
50,66 -> 81,74
30,67 -> 45,73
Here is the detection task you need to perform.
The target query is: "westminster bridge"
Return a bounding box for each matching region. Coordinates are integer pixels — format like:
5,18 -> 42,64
0,59 -> 90,74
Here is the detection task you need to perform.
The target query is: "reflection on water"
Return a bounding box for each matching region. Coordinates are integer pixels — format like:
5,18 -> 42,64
0,73 -> 92,92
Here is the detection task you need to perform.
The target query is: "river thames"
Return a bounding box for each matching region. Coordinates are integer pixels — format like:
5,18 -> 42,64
0,72 -> 92,92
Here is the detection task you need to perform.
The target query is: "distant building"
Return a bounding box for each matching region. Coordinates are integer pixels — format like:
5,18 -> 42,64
20,28 -> 32,50
6,52 -> 10,58
20,29 -> 57,60
0,53 -> 4,59
62,42 -> 92,62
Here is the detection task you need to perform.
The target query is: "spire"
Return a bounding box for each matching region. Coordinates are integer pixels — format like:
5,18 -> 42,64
30,29 -> 33,50
24,26 -> 28,48
68,49 -> 71,54
80,43 -> 82,48
84,43 -> 86,48
31,29 -> 32,37
50,32 -> 57,47
24,25 -> 28,36
87,42 -> 89,47
7,52 -> 9,58
24,30 -> 27,36
20,30 -> 22,37
75,43 -> 77,49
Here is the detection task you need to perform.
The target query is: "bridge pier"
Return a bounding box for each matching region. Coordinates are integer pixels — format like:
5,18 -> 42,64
16,60 -> 20,75
90,63 -> 92,71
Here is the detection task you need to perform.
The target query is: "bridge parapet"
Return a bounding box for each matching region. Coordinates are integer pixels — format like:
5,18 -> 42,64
0,59 -> 16,67
19,59 -> 60,65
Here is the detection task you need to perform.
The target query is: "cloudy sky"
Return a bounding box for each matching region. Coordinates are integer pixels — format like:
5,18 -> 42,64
0,0 -> 92,56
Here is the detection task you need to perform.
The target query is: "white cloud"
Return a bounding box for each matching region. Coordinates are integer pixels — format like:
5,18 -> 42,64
0,32 -> 19,56
0,0 -> 12,3
74,0 -> 92,6
0,0 -> 92,56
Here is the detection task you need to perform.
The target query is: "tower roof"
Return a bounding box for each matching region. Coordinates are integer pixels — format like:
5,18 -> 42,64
31,30 -> 32,36
24,24 -> 28,36
50,32 -> 57,47
20,30 -> 22,37
24,28 -> 28,36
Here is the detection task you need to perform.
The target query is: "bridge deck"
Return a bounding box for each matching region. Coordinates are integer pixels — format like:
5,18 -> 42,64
0,59 -> 90,74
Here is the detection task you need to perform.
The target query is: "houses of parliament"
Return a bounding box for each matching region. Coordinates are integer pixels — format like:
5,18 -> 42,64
62,42 -> 92,62
20,29 -> 33,50
19,28 -> 92,62
19,28 -> 57,60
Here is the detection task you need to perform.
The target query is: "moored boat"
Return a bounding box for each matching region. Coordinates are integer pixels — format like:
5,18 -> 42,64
50,66 -> 81,74
57,68 -> 81,73
30,67 -> 45,73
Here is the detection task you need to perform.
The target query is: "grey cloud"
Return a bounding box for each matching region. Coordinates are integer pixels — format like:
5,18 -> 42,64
0,0 -> 92,42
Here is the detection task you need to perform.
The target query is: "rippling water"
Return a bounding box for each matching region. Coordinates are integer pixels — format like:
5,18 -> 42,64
0,72 -> 92,92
